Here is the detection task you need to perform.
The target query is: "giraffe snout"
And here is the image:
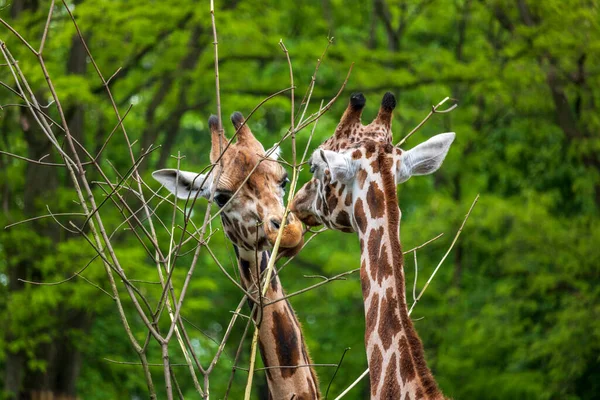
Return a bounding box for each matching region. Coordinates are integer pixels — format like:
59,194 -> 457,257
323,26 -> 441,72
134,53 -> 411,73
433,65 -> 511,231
290,193 -> 320,227
264,212 -> 303,250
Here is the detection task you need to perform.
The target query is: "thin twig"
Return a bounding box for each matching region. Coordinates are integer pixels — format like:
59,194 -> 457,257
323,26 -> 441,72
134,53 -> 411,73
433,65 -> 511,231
396,97 -> 458,146
39,0 -> 56,54
5,212 -> 86,229
224,303 -> 255,399
103,358 -> 189,367
19,254 -> 100,286
294,63 -> 354,133
408,194 -> 479,314
0,19 -> 38,55
325,348 -> 350,399
333,368 -> 370,400
297,38 -> 333,126
412,251 -> 418,303
235,363 -> 338,372
403,232 -> 444,254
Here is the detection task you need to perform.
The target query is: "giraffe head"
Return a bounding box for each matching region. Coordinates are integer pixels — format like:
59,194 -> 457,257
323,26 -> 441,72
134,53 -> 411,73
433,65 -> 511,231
291,92 -> 455,232
153,112 -> 303,253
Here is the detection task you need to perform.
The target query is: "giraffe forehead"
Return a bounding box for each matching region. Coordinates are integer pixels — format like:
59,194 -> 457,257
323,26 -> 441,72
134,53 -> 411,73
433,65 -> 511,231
322,126 -> 392,151
218,146 -> 284,192
312,140 -> 397,176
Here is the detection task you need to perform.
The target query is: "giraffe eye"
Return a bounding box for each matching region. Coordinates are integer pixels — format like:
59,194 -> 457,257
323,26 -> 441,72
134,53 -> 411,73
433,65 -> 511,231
214,193 -> 231,208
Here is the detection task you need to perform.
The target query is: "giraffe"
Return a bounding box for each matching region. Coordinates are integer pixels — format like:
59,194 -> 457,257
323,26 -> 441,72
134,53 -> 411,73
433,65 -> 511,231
152,112 -> 320,400
290,92 -> 455,399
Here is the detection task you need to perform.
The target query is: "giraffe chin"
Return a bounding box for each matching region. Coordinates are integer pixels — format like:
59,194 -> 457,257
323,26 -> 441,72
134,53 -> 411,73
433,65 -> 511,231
277,235 -> 305,258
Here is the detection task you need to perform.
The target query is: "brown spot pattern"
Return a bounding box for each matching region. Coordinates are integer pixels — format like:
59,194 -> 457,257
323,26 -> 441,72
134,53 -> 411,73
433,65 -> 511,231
335,210 -> 351,229
272,310 -> 300,378
380,353 -> 401,400
415,387 -> 425,399
399,336 -> 416,385
367,227 -> 384,281
327,189 -> 339,211
369,346 -> 383,397
365,292 -> 379,341
256,237 -> 267,249
353,199 -> 368,234
376,244 -> 393,284
378,287 -> 401,350
239,258 -> 252,284
370,158 -> 381,174
226,228 -> 242,247
365,142 -> 376,158
366,182 -> 385,219
357,169 -> 368,190
344,193 -> 352,207
360,260 -> 370,299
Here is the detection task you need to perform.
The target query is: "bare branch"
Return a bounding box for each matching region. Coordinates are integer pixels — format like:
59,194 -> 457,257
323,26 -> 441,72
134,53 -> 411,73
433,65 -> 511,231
39,0 -> 55,54
408,194 -> 479,314
396,97 -> 459,147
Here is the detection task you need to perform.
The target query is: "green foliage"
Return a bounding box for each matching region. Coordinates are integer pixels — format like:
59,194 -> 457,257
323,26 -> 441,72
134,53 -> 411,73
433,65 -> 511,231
1,0 -> 599,399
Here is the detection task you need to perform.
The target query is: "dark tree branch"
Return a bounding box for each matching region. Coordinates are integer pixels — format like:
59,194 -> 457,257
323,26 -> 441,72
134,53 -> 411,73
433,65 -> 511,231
91,11 -> 194,94
374,0 -> 399,51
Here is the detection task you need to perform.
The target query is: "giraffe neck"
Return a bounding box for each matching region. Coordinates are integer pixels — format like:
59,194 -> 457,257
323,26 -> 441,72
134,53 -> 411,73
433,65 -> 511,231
234,247 -> 320,400
353,150 -> 443,400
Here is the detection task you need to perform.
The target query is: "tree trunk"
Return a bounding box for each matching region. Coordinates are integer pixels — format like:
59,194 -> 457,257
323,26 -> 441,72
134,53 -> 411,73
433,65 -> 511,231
3,1 -> 90,397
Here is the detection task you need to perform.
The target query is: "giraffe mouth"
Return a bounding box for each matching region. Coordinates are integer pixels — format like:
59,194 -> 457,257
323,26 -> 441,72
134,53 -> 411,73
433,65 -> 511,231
290,192 -> 321,227
263,213 -> 303,251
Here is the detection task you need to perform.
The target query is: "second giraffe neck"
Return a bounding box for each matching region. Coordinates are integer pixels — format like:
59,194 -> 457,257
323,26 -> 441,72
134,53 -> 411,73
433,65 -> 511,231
355,153 -> 443,399
234,247 -> 320,400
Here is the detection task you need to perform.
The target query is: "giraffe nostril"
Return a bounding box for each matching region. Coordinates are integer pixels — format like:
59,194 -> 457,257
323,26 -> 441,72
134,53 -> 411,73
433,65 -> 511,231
270,218 -> 281,230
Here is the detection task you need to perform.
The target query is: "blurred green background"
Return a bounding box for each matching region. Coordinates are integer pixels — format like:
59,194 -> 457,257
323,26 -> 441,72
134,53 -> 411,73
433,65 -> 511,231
1,0 -> 599,399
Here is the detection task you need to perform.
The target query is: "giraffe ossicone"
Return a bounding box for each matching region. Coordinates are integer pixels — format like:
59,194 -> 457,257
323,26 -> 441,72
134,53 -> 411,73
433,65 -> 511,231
153,112 -> 320,399
291,92 -> 455,399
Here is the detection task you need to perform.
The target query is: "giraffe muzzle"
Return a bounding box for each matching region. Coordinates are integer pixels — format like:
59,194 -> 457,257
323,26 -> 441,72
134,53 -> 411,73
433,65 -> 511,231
290,187 -> 322,227
264,213 -> 303,251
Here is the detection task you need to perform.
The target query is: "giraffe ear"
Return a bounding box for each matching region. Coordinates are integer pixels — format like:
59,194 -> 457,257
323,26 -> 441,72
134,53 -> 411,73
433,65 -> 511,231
396,132 -> 455,184
266,145 -> 281,160
310,149 -> 356,183
152,169 -> 212,200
